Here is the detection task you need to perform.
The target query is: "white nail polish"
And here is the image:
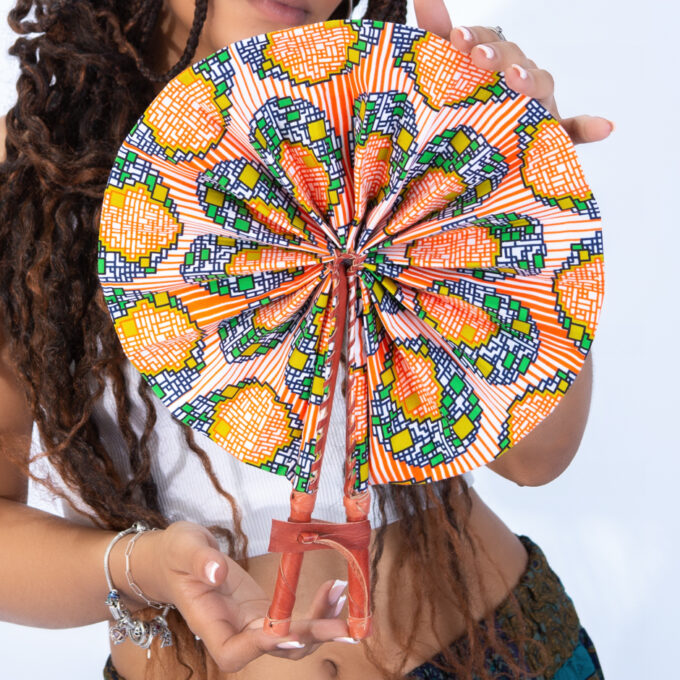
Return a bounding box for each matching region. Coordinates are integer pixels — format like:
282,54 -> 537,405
327,579 -> 348,606
455,26 -> 473,42
276,640 -> 306,649
205,561 -> 219,584
333,594 -> 347,617
511,63 -> 529,80
333,637 -> 360,644
478,44 -> 495,60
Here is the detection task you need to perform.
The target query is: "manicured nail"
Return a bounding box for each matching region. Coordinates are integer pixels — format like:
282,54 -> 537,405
246,617 -> 266,631
328,579 -> 348,607
332,594 -> 347,618
511,64 -> 529,80
477,44 -> 495,60
454,26 -> 473,42
205,561 -> 219,584
333,637 -> 360,644
276,640 -> 306,649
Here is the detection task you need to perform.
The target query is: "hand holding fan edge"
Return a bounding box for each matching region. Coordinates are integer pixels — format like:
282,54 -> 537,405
97,18 -> 604,640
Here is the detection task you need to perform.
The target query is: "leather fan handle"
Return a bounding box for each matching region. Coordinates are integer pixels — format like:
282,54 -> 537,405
346,546 -> 371,639
264,491 -> 316,635
263,551 -> 304,635
264,263 -> 368,637
264,515 -> 373,639
343,491 -> 371,639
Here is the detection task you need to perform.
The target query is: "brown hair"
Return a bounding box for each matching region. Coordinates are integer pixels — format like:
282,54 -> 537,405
0,1 -> 548,677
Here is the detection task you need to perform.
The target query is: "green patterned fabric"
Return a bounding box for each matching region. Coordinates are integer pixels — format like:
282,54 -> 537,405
99,20 -> 603,497
406,535 -> 605,679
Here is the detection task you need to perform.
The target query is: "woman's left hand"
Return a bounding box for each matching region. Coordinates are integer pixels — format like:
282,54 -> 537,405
413,0 -> 614,146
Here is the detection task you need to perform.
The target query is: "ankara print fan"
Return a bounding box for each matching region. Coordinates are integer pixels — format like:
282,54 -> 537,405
98,19 -> 604,639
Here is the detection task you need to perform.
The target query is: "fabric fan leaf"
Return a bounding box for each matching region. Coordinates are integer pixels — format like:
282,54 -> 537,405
98,19 -> 604,495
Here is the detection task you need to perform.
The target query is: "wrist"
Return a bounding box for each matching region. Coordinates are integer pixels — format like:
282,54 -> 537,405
101,526 -> 175,651
109,528 -> 171,612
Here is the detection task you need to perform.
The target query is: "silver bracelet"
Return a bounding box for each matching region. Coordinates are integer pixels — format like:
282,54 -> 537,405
125,528 -> 174,610
104,521 -> 173,655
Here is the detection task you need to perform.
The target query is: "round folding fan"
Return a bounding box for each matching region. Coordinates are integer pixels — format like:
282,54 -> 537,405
98,19 -> 604,639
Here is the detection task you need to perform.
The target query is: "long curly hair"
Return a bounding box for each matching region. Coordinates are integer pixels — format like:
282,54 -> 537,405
0,1 -> 550,677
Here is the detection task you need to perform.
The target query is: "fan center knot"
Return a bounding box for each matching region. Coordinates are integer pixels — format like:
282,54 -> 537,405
334,250 -> 366,276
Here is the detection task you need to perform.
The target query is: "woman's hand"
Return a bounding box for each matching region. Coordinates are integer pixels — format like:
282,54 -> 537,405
413,0 -> 614,146
130,521 -> 350,673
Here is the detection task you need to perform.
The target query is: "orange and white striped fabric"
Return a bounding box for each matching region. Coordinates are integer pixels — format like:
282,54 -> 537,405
98,19 -> 604,498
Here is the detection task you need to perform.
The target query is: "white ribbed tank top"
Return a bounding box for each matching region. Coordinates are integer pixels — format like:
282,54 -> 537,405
28,360 -> 474,557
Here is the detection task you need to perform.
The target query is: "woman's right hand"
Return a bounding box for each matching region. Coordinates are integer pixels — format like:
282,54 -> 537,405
130,520 -> 350,673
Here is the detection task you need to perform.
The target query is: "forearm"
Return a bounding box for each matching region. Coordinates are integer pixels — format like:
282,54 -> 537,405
486,353 -> 593,486
0,498 -> 162,628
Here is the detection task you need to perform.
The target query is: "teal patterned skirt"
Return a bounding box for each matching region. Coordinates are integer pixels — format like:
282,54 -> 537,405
104,535 -> 604,680
405,535 -> 604,679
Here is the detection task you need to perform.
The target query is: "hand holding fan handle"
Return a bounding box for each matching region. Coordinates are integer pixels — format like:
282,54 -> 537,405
264,491 -> 315,635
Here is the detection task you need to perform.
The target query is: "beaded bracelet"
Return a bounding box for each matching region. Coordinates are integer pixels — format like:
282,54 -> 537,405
104,521 -> 173,656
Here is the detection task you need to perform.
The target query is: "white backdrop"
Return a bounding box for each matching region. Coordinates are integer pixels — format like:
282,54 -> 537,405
0,1 -> 676,678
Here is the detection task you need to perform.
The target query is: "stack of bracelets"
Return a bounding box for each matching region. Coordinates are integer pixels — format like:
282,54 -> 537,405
103,521 -> 174,657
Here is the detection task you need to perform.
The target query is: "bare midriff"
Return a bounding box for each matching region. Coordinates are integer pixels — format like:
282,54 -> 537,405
110,486 -> 528,680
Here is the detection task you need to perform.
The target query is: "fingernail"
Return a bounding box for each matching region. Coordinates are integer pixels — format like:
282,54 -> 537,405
328,579 -> 348,607
606,119 -> 616,133
477,44 -> 495,60
246,617 -> 266,630
511,63 -> 529,80
332,594 -> 347,618
454,26 -> 473,42
276,640 -> 306,649
205,561 -> 219,584
333,637 -> 360,644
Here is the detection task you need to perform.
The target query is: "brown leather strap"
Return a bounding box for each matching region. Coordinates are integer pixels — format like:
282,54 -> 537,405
266,517 -> 372,639
306,258 -> 348,495
268,518 -> 371,553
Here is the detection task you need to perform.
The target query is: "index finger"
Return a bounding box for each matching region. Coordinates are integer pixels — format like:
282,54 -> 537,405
205,615 -> 350,672
450,25 -> 507,53
413,0 -> 453,38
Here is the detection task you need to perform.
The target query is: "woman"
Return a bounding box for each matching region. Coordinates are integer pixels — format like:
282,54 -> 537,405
0,0 -> 613,678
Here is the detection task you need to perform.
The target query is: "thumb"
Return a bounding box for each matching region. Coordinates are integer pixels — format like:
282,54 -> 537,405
413,0 -> 453,38
197,551 -> 228,587
165,521 -> 229,586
